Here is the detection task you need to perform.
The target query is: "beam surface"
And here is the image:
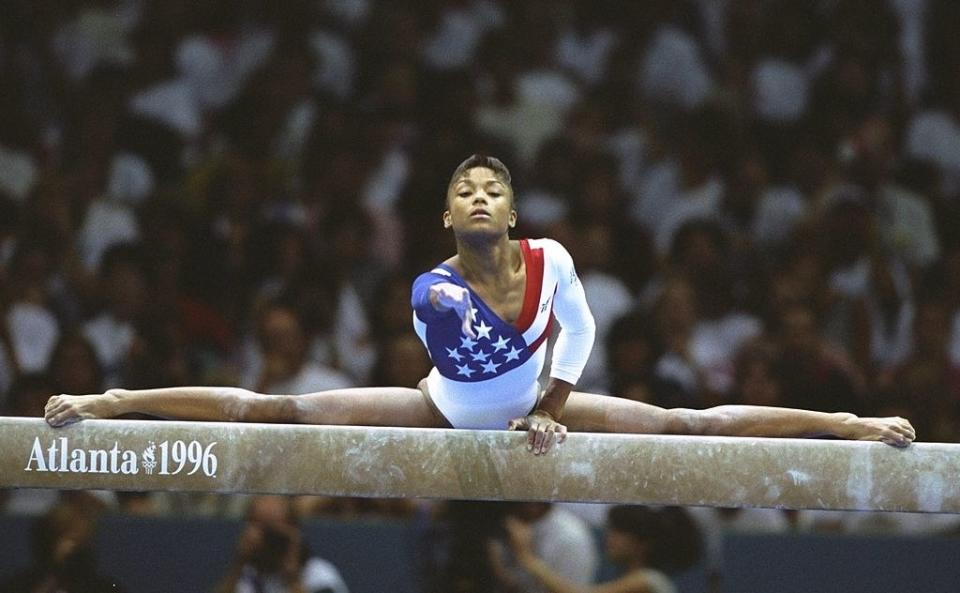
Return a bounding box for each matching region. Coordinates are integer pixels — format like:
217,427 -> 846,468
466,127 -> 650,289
1,417 -> 958,513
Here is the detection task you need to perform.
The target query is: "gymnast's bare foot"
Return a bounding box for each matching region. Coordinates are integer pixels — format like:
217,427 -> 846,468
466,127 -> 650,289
841,415 -> 916,447
44,393 -> 116,427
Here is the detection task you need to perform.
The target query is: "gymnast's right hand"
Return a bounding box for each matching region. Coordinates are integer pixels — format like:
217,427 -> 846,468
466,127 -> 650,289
429,281 -> 476,338
45,393 -> 114,427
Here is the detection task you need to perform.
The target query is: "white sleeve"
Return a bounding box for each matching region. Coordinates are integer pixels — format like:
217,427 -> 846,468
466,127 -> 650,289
545,240 -> 596,385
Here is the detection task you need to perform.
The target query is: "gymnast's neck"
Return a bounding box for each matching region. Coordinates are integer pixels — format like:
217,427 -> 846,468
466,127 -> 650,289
451,234 -> 520,284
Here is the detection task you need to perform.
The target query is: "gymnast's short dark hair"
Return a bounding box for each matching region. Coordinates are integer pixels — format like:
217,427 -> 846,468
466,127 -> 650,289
449,154 -> 512,188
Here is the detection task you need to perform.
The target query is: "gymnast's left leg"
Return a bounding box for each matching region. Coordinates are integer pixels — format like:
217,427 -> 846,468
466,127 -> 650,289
560,392 -> 915,447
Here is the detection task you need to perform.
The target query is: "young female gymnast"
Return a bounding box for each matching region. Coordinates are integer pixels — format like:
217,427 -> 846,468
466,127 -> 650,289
44,155 -> 916,455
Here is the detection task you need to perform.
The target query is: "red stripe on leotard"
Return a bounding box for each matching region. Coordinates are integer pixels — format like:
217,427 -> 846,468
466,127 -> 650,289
514,239 -> 544,333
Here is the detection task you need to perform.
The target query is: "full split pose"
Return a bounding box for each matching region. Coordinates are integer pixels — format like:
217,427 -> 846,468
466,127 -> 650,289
45,155 -> 916,454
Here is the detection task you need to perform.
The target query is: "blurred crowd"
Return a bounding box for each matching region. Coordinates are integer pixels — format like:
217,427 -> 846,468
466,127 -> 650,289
2,0 -> 960,573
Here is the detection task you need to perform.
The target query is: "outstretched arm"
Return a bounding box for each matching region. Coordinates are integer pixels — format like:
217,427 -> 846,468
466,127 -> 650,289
44,387 -> 296,427
411,271 -> 477,338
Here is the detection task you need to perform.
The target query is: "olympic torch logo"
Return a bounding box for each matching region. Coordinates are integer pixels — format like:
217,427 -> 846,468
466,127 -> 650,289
141,441 -> 157,475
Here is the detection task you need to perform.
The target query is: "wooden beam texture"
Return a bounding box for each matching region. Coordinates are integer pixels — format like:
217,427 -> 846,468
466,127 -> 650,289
1,417 -> 957,513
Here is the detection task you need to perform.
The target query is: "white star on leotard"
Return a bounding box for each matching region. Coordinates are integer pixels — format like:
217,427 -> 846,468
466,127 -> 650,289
475,319 -> 493,340
471,349 -> 490,362
503,346 -> 521,362
481,360 -> 501,374
446,347 -> 463,362
491,335 -> 509,352
460,336 -> 477,350
455,363 -> 475,377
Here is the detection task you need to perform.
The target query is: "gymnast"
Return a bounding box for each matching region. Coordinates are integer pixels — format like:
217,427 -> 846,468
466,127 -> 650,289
44,155 -> 916,455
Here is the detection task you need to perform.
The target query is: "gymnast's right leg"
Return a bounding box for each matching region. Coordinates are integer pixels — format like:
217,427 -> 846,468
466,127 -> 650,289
292,385 -> 448,428
44,384 -> 447,429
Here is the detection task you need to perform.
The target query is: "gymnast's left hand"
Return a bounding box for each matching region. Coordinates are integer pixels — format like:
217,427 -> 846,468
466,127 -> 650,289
44,393 -> 114,427
508,410 -> 567,456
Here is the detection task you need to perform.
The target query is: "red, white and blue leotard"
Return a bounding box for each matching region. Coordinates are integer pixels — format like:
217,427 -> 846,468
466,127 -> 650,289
411,238 -> 596,429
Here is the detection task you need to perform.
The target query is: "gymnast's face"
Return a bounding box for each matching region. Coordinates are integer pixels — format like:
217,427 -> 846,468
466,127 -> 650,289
443,167 -> 516,237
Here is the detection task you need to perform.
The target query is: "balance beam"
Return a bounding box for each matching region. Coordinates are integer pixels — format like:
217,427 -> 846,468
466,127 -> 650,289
1,417 -> 957,513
